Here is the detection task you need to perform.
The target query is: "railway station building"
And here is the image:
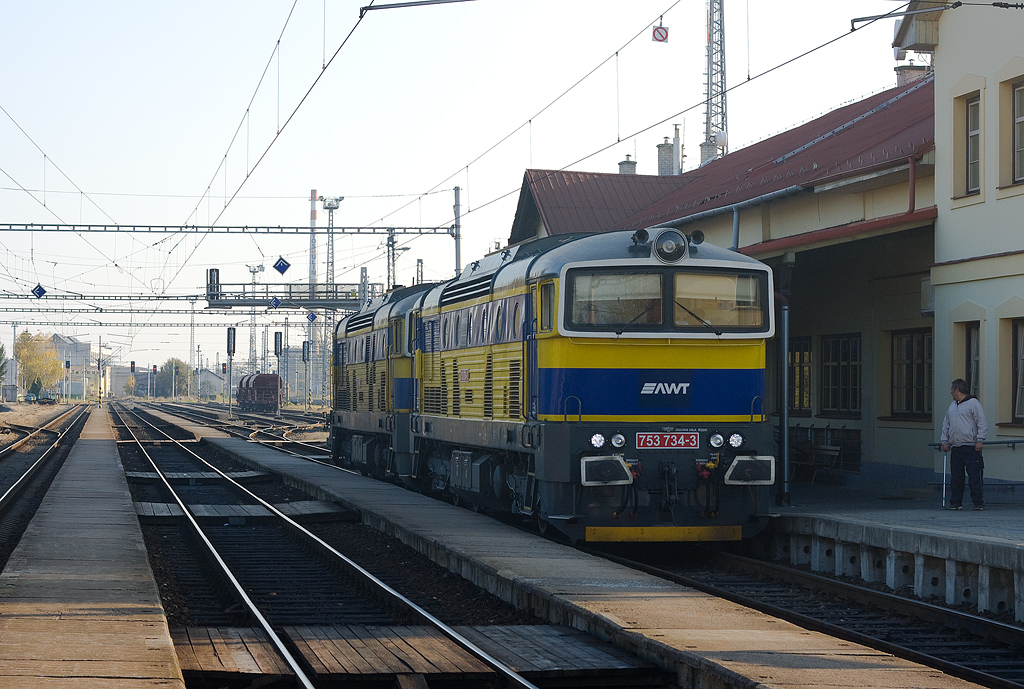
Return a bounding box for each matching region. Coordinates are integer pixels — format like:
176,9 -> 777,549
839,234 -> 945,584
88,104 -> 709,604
507,4 -> 1024,498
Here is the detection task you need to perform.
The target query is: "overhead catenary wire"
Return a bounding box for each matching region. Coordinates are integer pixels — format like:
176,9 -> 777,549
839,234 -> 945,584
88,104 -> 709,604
409,2 -> 916,227
165,3 -> 375,290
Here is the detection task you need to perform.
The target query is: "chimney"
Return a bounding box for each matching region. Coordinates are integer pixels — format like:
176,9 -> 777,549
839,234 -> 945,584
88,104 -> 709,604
895,63 -> 930,87
618,154 -> 637,175
657,137 -> 674,176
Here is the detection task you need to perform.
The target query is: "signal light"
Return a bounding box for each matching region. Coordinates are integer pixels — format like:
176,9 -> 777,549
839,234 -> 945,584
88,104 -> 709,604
130,361 -> 135,373
152,365 -> 157,374
222,363 -> 227,374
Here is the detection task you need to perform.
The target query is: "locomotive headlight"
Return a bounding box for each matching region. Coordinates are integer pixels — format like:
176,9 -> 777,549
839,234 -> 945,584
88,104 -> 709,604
728,433 -> 745,449
611,433 -> 626,448
591,433 -> 606,448
654,229 -> 687,263
709,433 -> 725,448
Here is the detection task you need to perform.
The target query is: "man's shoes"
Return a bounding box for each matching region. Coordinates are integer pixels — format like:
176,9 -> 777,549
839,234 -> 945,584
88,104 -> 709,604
974,505 -> 985,511
945,505 -> 963,510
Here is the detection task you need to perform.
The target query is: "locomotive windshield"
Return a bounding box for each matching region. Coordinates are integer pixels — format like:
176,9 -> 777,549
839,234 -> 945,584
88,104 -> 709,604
567,268 -> 767,333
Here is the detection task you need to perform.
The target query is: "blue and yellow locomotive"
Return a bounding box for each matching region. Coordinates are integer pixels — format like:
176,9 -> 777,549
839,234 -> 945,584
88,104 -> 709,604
330,228 -> 776,542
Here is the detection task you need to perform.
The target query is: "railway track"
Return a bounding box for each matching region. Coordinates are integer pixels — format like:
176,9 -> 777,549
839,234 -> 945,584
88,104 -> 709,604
0,405 -> 89,570
139,401 -> 331,457
594,544 -> 1024,689
111,403 -> 543,689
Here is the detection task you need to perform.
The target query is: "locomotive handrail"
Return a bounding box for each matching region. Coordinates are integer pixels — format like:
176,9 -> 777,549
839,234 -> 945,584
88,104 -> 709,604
750,395 -> 764,423
563,396 -> 582,424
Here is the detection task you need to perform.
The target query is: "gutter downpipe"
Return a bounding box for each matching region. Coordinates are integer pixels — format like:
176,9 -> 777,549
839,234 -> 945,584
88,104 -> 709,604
776,291 -> 791,507
648,184 -> 805,251
908,153 -> 917,213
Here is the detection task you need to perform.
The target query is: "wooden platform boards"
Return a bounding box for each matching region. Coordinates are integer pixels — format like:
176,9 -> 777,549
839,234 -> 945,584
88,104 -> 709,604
171,626 -> 291,679
453,625 -> 665,685
134,499 -> 347,522
173,625 -> 666,687
125,470 -> 272,480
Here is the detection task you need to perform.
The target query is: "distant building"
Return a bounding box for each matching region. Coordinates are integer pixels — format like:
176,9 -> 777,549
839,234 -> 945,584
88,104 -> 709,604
51,334 -> 90,398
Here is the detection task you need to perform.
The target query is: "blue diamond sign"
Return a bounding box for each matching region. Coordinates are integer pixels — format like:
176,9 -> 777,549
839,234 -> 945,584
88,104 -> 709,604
32,284 -> 46,299
273,256 -> 290,275
307,312 -> 317,323
271,297 -> 281,309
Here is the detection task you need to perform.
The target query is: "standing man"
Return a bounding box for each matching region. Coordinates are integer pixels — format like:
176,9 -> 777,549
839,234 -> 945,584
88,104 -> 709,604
940,379 -> 988,510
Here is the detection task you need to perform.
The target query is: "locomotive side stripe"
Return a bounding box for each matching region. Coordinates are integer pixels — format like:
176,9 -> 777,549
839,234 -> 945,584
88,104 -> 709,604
536,367 -> 765,417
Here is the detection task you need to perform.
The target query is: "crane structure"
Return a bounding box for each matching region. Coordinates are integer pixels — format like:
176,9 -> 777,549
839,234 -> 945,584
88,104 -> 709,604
700,0 -> 728,165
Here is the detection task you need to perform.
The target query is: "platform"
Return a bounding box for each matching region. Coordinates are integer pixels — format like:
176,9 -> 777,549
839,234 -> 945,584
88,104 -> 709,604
205,434 -> 989,689
0,409 -> 184,688
766,482 -> 1024,622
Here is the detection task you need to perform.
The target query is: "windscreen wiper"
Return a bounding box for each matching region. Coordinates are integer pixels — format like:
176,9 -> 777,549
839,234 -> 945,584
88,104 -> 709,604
674,300 -> 722,336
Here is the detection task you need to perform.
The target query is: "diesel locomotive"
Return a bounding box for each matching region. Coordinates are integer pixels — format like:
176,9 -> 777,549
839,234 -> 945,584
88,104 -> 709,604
329,228 -> 777,543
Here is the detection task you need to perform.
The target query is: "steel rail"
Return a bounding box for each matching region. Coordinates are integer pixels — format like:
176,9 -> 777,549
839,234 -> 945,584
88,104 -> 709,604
118,403 -> 540,689
110,405 -> 317,689
0,405 -> 89,513
587,545 -> 1024,689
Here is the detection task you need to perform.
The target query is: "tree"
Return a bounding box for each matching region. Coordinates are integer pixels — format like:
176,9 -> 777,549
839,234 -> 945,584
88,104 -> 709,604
0,344 -> 7,382
13,332 -> 63,392
156,358 -> 193,398
124,374 -> 136,397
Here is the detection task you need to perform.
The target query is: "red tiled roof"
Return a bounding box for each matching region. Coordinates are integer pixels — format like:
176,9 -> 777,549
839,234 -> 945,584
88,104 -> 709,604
614,76 -> 934,230
508,169 -> 692,243
509,76 -> 934,241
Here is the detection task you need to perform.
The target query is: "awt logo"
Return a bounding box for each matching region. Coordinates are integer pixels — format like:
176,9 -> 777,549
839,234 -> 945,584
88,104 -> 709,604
641,382 -> 691,395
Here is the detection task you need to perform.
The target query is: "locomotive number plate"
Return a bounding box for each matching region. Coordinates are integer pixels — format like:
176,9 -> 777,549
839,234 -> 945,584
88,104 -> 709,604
636,432 -> 699,449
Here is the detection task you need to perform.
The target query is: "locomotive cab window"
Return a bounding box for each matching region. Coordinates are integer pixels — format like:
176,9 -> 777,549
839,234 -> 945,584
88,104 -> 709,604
540,282 -> 555,332
570,273 -> 662,328
567,268 -> 768,333
673,272 -> 763,329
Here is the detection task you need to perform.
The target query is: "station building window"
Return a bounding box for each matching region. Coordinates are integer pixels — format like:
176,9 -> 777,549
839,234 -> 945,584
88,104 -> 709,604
1014,82 -> 1024,183
951,84 -> 983,201
821,333 -> 861,415
788,336 -> 812,414
1014,320 -> 1024,421
966,322 -> 981,399
967,96 -> 982,194
891,329 -> 933,418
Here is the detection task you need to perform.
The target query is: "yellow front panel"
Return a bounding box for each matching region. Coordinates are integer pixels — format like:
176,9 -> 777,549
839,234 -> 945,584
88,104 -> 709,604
585,525 -> 743,542
539,338 -> 765,369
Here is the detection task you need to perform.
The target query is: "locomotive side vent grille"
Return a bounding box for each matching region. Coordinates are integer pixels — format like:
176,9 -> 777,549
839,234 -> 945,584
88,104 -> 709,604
484,354 -> 494,419
378,368 -> 386,411
372,362 -> 380,411
440,276 -> 492,307
441,360 -> 449,415
346,313 -> 375,333
508,359 -> 521,419
452,358 -> 461,416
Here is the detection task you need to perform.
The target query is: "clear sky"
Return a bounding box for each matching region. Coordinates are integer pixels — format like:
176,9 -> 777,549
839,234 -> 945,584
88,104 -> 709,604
0,0 -> 917,368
